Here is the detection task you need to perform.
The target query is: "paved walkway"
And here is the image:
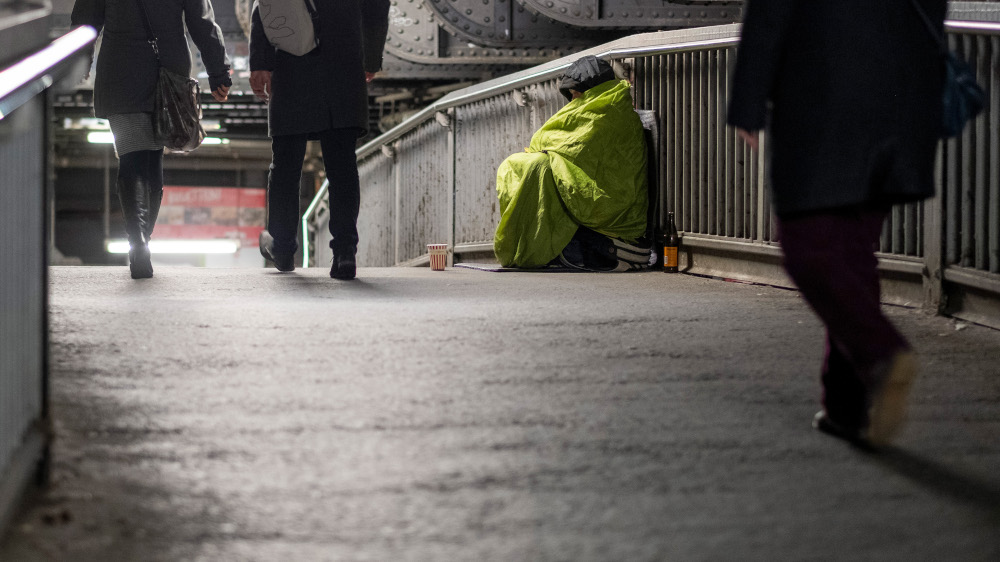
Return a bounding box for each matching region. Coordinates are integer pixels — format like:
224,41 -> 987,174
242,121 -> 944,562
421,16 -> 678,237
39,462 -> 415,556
2,266 -> 999,561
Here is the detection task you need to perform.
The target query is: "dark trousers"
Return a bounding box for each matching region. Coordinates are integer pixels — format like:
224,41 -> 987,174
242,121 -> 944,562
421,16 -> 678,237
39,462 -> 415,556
777,206 -> 910,426
268,128 -> 360,257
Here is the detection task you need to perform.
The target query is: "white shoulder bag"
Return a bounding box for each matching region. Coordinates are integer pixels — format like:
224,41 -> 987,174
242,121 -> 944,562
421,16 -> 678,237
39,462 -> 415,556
255,0 -> 319,56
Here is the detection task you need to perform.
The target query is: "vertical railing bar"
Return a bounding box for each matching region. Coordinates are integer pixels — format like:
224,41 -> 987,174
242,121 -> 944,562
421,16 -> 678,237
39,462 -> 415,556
960,35 -> 975,267
755,132 -> 766,243
945,139 -> 959,266
908,201 -> 919,256
715,48 -> 725,238
656,54 -> 666,232
446,110 -> 456,267
895,203 -> 903,253
393,142 -> 401,265
668,54 -> 674,221
735,94 -> 745,240
724,47 -> 734,239
706,50 -> 717,236
708,49 -> 717,237
700,50 -> 709,235
991,36 -> 1000,273
679,51 -> 688,231
974,35 -> 989,270
695,50 -> 703,233
923,139 -> 946,312
696,51 -> 706,235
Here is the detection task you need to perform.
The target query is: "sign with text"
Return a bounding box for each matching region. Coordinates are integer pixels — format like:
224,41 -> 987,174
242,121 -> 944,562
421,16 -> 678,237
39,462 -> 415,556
155,187 -> 266,247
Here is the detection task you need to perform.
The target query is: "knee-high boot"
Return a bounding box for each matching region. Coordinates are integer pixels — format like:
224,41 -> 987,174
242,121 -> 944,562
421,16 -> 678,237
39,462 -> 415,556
145,150 -> 164,240
117,151 -> 153,279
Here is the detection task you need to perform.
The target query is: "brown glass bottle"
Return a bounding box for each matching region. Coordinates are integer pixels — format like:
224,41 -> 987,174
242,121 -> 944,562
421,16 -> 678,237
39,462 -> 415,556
663,212 -> 679,273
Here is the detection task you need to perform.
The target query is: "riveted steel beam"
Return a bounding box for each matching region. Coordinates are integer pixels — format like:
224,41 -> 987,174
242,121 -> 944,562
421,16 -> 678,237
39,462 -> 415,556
516,0 -> 742,29
379,52 -> 529,80
386,0 -> 590,64
423,0 -> 619,49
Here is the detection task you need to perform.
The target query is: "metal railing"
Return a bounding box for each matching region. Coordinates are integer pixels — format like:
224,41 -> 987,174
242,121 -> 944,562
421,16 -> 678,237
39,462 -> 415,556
0,20 -> 96,535
304,10 -> 1000,328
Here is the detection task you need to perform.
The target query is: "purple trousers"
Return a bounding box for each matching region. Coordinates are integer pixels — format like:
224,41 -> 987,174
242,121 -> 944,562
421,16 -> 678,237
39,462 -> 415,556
777,206 -> 910,427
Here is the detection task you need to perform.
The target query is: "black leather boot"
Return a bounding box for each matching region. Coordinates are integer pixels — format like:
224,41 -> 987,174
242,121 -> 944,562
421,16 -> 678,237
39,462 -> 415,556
145,150 -> 164,241
117,152 -> 153,279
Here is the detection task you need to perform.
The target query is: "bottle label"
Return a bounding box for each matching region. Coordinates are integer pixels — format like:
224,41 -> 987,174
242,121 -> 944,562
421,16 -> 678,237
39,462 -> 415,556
664,246 -> 678,268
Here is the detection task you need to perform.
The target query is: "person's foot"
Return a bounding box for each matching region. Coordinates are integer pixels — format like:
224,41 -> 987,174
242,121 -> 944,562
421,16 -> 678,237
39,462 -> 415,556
330,252 -> 356,280
259,230 -> 295,272
128,243 -> 153,279
812,410 -> 869,447
866,350 -> 918,447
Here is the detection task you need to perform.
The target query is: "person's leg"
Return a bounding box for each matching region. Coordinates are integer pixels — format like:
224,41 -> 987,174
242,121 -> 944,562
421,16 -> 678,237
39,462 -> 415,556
318,128 -> 361,255
779,207 -> 907,376
116,150 -> 153,279
317,128 -> 360,279
267,134 -> 309,257
779,206 -> 915,443
145,149 -> 164,240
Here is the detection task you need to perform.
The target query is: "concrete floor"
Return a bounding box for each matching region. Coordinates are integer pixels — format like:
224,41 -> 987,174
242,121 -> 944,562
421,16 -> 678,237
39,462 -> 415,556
1,266 -> 999,561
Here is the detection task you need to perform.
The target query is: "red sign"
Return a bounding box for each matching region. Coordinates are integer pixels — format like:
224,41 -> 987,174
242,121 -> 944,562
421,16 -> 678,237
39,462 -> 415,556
155,187 -> 266,247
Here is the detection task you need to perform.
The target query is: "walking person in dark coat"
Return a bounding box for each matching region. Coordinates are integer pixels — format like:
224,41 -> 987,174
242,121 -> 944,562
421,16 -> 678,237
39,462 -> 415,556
71,0 -> 232,279
249,0 -> 391,279
727,0 -> 946,446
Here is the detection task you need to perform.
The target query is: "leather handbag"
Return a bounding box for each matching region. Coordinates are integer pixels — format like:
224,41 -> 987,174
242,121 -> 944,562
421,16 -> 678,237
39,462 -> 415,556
255,0 -> 320,56
908,0 -> 986,138
136,0 -> 205,152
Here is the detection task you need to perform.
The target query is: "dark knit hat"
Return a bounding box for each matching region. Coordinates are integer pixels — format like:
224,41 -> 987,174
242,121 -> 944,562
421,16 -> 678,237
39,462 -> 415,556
558,55 -> 617,100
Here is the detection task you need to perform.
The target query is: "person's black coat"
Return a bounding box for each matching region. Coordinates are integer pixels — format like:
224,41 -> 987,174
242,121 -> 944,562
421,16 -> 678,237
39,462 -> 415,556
249,0 -> 391,138
727,0 -> 946,217
71,0 -> 230,118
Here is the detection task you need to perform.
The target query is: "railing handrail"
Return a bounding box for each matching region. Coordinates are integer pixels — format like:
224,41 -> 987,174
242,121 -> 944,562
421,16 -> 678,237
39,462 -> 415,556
0,25 -> 97,120
355,30 -> 742,161
301,16 -> 1000,268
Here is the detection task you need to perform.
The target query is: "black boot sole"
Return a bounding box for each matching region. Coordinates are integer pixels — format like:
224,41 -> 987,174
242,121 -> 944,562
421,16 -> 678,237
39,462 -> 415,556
129,245 -> 153,279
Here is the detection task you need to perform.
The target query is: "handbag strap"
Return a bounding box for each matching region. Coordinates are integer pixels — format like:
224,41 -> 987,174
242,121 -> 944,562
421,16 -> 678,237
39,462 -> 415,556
134,0 -> 161,60
907,0 -> 948,55
305,0 -> 321,45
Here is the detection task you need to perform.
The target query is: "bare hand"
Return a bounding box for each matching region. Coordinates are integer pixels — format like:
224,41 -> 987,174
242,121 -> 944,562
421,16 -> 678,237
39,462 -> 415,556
737,128 -> 760,151
212,84 -> 230,102
365,72 -> 376,83
250,70 -> 273,103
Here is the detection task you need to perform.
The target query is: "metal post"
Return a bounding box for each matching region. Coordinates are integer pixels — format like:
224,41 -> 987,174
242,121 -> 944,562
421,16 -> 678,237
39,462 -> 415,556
445,109 -> 456,267
924,144 -> 946,314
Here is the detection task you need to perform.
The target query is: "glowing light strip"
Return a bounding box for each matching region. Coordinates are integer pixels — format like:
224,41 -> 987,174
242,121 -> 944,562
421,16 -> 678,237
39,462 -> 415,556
106,240 -> 240,254
0,26 -> 98,119
87,132 -> 114,144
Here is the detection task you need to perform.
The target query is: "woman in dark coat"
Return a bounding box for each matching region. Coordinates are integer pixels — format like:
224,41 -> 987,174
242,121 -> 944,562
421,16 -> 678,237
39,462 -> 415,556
727,0 -> 946,446
71,0 -> 231,279
249,0 -> 390,279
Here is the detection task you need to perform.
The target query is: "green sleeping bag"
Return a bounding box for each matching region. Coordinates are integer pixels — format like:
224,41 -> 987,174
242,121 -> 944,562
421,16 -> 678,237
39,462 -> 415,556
494,79 -> 648,268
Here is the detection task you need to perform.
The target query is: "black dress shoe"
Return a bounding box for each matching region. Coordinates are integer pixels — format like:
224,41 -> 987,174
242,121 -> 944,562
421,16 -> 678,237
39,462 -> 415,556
330,253 -> 356,280
813,410 -> 871,447
259,230 -> 295,272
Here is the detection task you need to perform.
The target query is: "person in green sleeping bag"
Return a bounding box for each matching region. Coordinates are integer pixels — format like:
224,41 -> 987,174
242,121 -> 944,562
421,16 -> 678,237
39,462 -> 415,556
494,55 -> 649,271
